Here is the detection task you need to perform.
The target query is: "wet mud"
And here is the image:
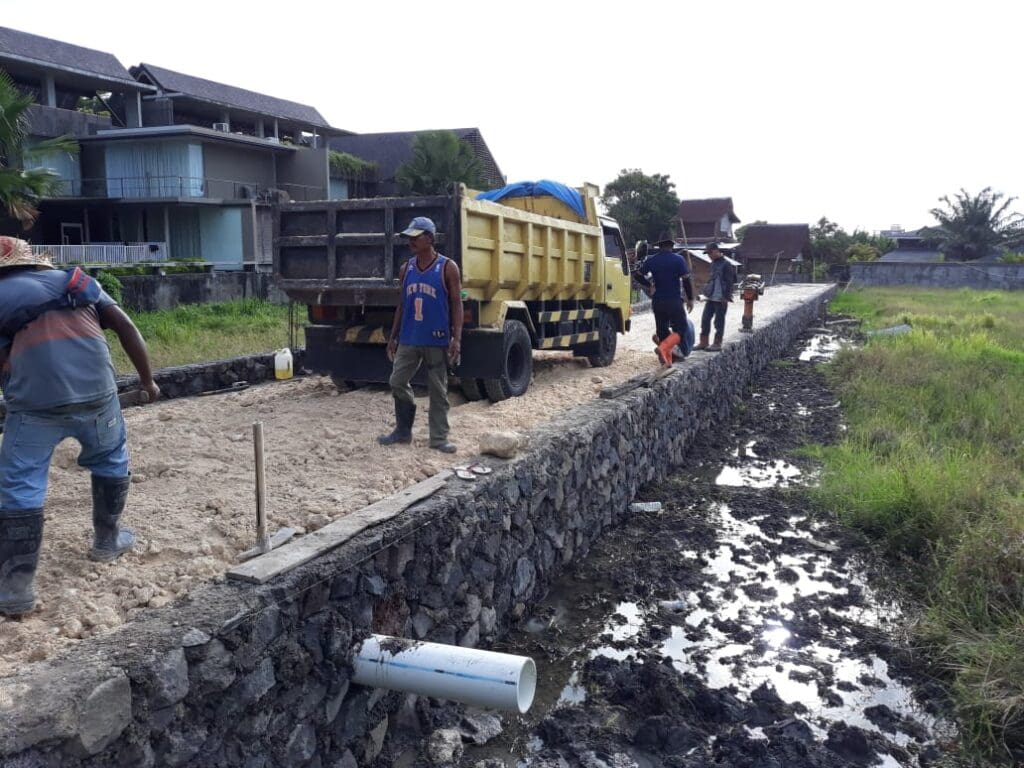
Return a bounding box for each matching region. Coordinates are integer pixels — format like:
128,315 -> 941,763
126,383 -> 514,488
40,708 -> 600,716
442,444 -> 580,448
456,323 -> 966,768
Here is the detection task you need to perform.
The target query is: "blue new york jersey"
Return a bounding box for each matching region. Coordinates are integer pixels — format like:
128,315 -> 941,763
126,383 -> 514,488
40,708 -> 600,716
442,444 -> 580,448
399,254 -> 450,347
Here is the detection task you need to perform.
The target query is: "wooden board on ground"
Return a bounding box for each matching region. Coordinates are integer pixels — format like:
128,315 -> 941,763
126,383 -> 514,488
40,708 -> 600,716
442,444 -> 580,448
599,365 -> 678,399
226,470 -> 452,584
599,373 -> 655,399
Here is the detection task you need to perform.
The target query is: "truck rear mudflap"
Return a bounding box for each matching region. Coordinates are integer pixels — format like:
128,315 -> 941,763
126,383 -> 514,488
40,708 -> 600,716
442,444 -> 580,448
304,325 -> 506,385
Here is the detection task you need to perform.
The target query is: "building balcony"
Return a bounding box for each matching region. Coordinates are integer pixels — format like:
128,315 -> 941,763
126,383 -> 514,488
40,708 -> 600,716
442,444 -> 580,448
30,242 -> 169,266
46,176 -> 324,202
26,103 -> 115,139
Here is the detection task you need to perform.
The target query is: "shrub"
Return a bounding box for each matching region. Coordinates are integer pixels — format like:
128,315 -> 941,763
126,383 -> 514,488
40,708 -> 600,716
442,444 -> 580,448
95,270 -> 122,303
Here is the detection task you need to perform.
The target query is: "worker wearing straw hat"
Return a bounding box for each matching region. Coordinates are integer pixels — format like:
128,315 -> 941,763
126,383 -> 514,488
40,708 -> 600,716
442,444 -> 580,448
0,236 -> 159,617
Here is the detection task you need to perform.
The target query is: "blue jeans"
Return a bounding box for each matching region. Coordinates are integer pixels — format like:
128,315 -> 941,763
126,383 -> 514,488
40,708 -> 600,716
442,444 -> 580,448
0,395 -> 128,510
700,300 -> 728,337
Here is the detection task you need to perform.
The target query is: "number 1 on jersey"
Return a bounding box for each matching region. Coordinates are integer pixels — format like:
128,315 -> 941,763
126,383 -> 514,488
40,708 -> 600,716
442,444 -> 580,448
414,297 -> 424,322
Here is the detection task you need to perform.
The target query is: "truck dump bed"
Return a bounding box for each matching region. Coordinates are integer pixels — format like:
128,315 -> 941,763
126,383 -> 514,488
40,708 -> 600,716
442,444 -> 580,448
275,193 -> 460,307
274,187 -> 613,309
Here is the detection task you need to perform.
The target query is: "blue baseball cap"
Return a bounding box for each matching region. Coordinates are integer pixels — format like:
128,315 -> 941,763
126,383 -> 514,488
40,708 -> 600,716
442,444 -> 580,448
400,216 -> 436,237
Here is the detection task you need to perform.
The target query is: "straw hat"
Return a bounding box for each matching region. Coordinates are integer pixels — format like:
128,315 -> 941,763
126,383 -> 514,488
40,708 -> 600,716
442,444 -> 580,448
0,236 -> 53,270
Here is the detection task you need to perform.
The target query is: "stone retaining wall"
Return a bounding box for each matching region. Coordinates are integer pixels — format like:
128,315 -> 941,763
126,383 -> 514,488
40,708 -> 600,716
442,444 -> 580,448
0,288 -> 835,767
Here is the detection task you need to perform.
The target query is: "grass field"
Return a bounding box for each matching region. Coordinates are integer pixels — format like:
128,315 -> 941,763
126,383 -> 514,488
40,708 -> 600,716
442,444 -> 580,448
812,287 -> 1024,758
107,299 -> 301,373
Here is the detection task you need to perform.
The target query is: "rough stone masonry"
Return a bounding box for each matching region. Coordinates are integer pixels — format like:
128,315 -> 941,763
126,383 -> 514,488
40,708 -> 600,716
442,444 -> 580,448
0,287 -> 835,767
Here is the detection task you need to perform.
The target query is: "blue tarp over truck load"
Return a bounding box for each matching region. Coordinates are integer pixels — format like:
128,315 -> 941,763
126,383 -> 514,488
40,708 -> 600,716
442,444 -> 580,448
476,180 -> 587,221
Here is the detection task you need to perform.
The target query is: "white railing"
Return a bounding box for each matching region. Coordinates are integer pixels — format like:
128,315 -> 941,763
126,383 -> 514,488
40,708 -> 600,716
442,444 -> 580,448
31,242 -> 169,265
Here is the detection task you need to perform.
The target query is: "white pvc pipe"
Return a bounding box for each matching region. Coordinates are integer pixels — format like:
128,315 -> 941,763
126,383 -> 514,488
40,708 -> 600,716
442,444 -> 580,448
352,635 -> 537,714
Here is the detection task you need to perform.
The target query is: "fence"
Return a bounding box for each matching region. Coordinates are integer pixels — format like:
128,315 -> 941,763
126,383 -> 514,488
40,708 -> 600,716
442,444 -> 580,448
31,242 -> 168,265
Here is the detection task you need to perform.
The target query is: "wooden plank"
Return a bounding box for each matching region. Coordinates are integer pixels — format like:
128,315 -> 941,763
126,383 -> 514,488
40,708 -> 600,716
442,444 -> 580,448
226,470 -> 452,585
599,373 -> 655,399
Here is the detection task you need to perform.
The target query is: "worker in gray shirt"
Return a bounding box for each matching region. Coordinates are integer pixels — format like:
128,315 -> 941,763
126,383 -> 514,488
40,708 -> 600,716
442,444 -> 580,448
694,242 -> 736,352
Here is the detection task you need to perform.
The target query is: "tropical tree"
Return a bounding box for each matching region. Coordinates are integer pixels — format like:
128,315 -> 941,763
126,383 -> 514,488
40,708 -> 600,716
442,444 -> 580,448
810,216 -> 894,266
600,169 -> 680,245
395,130 -> 484,195
925,187 -> 1024,261
0,70 -> 78,230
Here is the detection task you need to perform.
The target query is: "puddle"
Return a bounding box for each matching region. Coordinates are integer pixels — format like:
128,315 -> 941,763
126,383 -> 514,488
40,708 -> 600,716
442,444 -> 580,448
799,331 -> 846,361
715,459 -> 802,488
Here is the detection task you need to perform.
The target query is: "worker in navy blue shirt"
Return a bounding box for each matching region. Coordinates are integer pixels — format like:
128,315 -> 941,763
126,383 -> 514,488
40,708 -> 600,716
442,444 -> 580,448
634,237 -> 694,367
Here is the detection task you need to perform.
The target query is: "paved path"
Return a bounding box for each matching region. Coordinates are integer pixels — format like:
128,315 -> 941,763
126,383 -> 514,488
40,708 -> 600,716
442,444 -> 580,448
622,284 -> 834,359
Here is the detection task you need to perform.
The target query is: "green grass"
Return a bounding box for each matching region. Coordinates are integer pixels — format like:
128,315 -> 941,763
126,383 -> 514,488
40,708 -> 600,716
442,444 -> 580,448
811,287 -> 1024,758
107,299 -> 300,373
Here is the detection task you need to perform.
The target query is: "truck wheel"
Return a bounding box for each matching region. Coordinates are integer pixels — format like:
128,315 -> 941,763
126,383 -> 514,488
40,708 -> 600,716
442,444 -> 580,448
484,320 -> 533,402
461,377 -> 486,401
585,309 -> 618,368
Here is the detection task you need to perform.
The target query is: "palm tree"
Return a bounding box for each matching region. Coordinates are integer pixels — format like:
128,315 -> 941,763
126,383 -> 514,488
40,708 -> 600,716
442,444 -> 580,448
926,187 -> 1024,261
395,130 -> 484,196
0,70 -> 78,230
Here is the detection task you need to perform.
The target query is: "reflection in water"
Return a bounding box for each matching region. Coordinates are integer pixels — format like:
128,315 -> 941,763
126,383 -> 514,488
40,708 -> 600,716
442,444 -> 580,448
799,332 -> 845,361
716,459 -> 802,488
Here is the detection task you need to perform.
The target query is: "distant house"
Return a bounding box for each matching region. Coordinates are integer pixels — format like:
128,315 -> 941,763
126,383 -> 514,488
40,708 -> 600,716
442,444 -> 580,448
2,25 -> 346,268
329,128 -> 505,197
878,227 -> 943,263
737,224 -> 811,279
678,198 -> 741,244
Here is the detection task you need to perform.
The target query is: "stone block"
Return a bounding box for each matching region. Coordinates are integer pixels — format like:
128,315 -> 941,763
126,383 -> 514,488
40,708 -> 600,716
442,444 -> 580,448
285,723 -> 317,764
324,678 -> 351,724
480,607 -> 497,637
75,673 -> 132,756
458,622 -> 480,648
237,657 -> 276,706
151,648 -> 189,709
426,728 -> 464,765
479,431 -> 526,459
512,557 -> 535,599
365,716 -> 388,761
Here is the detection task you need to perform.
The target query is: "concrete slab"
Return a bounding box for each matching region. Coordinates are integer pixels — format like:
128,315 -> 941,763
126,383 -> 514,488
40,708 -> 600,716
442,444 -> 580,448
623,284 -> 833,357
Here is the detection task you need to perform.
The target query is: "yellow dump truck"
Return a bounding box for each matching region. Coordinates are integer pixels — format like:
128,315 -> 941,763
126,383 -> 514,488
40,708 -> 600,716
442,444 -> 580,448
273,183 -> 633,401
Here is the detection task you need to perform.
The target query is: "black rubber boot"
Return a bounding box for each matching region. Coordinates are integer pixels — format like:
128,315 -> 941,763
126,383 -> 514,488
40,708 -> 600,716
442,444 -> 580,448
378,400 -> 416,446
90,475 -> 136,562
430,441 -> 457,454
0,508 -> 44,617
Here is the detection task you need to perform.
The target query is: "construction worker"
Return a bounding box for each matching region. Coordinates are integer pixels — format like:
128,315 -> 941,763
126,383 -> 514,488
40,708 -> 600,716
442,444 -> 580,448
694,242 -> 737,352
634,236 -> 694,367
378,216 -> 464,453
0,236 -> 160,617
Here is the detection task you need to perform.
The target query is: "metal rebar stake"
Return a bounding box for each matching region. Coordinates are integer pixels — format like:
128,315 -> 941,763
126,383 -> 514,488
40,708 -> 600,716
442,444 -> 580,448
253,421 -> 270,553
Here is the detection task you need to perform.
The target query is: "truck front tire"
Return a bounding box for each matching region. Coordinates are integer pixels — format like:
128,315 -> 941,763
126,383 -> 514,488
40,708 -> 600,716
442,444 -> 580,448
584,309 -> 618,368
484,319 -> 533,402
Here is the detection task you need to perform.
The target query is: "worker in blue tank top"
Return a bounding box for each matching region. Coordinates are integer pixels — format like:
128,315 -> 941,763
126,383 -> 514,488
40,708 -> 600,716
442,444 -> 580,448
379,217 -> 464,453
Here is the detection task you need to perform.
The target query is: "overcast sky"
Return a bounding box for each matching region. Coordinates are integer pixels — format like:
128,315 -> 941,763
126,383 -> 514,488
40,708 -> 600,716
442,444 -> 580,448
5,0 -> 1021,233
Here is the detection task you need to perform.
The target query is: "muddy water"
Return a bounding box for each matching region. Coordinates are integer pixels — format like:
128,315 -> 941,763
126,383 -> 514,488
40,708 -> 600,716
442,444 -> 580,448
459,329 -> 960,768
